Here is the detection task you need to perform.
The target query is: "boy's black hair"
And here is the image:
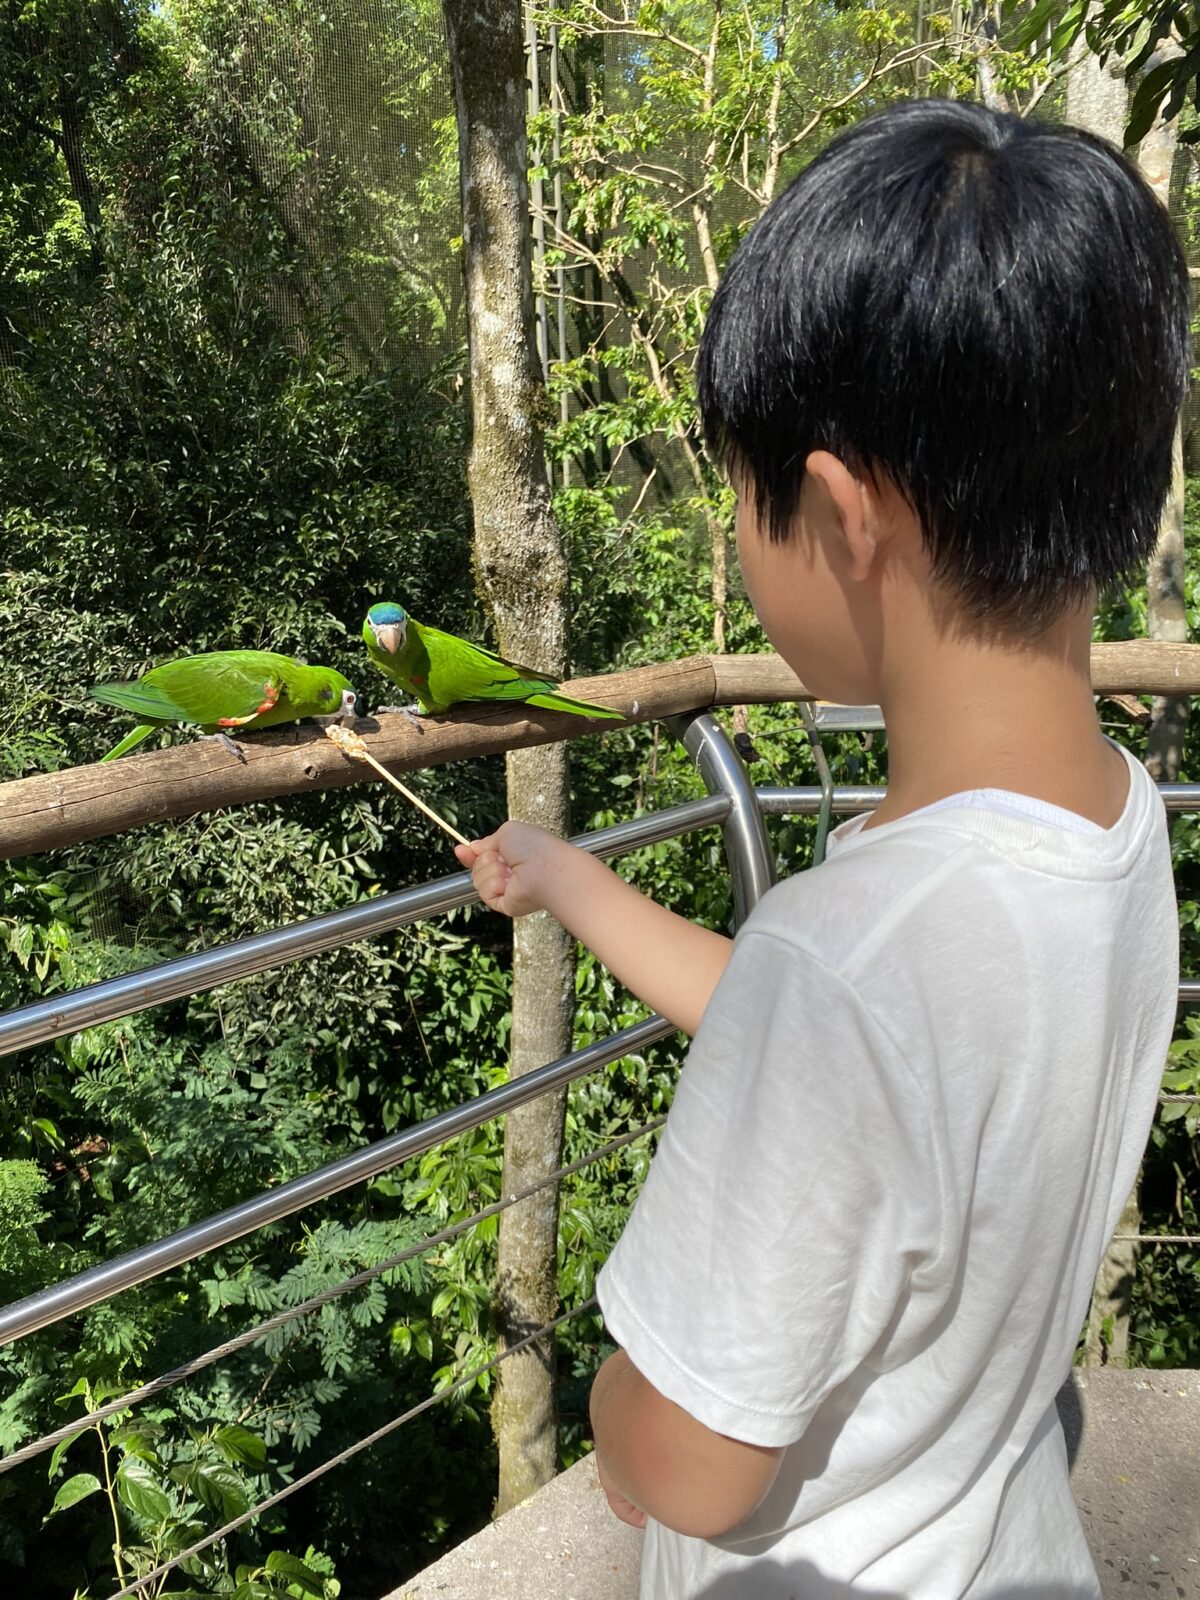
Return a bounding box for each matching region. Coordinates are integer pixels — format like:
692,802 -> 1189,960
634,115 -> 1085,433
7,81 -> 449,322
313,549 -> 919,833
697,99 -> 1189,629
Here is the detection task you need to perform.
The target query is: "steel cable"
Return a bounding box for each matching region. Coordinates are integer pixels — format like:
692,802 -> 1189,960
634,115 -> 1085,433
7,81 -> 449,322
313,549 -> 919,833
1,1117 -> 663,1476
105,1296 -> 599,1600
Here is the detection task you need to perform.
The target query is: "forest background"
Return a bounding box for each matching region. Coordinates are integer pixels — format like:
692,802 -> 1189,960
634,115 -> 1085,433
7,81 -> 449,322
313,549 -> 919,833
1,1 -> 1198,1596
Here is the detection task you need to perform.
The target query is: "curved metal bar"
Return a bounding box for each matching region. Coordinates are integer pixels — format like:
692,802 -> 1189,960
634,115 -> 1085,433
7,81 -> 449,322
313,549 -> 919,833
671,711 -> 775,923
757,783 -> 1200,815
756,785 -> 882,816
0,796 -> 727,1061
0,1014 -> 676,1346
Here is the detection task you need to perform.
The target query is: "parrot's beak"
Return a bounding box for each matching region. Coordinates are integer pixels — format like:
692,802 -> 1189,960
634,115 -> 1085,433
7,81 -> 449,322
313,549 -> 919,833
373,623 -> 404,655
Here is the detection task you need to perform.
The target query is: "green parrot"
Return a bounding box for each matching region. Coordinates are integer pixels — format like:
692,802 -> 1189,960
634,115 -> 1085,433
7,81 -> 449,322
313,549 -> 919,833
89,650 -> 357,761
362,602 -> 622,721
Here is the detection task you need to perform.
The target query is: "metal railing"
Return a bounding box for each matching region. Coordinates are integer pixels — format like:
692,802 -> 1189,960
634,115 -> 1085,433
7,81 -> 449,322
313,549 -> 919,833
1,709 -> 1198,1597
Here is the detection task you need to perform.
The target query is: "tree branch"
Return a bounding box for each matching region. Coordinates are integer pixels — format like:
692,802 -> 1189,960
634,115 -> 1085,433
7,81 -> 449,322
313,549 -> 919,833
3,644 -> 1196,858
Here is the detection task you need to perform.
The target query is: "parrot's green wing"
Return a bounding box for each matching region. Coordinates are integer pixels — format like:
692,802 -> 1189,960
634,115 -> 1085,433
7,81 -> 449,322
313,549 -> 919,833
421,628 -> 563,704
91,652 -> 292,729
424,632 -> 621,718
152,652 -> 292,725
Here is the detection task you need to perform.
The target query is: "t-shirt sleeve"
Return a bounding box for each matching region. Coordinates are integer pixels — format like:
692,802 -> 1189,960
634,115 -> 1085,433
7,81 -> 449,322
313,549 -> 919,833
596,927 -> 947,1448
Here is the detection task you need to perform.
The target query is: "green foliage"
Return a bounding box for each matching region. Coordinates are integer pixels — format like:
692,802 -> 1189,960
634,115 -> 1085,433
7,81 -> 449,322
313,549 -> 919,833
38,1378 -> 341,1598
1010,0 -> 1200,144
0,1162 -> 53,1301
1,0 -> 1197,1592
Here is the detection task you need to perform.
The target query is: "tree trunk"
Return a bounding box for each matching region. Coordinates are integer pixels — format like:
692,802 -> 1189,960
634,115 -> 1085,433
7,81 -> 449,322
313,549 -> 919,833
1137,100 -> 1189,784
1065,25 -> 1127,141
1065,35 -> 1141,1367
710,507 -> 728,652
57,75 -> 102,275
1082,1184 -> 1140,1364
443,0 -> 575,1514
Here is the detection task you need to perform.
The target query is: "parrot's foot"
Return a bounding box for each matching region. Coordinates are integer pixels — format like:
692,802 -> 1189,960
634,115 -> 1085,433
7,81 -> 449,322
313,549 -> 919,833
203,731 -> 248,762
375,703 -> 425,733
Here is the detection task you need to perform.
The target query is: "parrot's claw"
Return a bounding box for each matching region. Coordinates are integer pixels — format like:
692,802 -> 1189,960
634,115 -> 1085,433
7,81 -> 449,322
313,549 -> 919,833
203,731 -> 248,762
375,703 -> 425,733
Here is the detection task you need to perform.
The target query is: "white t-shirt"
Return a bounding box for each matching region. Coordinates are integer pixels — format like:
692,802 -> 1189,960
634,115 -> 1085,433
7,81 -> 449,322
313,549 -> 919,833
596,744 -> 1177,1599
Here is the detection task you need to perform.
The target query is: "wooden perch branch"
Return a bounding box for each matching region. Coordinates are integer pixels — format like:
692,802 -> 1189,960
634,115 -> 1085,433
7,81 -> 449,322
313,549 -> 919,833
1,643 -> 1198,860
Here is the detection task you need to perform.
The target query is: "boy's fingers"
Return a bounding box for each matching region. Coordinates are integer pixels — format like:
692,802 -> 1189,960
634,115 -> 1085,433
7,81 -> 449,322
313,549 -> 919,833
453,842 -> 478,868
472,857 -> 514,909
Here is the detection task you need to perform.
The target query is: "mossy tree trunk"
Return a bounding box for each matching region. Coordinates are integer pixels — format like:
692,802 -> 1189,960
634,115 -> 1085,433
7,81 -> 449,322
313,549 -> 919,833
1068,47 -> 1188,1364
1137,100 -> 1189,787
443,0 -> 574,1514
1085,87 -> 1192,1367
1065,30 -> 1141,1369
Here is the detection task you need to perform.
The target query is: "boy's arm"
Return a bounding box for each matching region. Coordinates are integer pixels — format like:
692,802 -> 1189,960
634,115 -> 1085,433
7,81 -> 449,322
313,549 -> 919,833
590,1348 -> 783,1538
455,822 -> 732,1035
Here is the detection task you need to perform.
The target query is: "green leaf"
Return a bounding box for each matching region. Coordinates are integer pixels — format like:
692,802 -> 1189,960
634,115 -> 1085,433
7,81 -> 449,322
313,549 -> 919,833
1048,8 -> 1086,55
1125,57 -> 1185,145
195,1463 -> 251,1520
1012,0 -> 1066,48
265,1550 -> 325,1596
111,1427 -> 160,1465
116,1458 -> 172,1523
48,1429 -> 85,1481
431,1286 -> 456,1317
55,1378 -> 90,1407
1162,1066 -> 1197,1090
213,1423 -> 268,1469
44,1472 -> 101,1519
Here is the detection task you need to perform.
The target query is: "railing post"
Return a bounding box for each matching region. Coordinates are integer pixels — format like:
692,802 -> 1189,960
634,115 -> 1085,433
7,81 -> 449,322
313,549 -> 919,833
670,710 -> 775,924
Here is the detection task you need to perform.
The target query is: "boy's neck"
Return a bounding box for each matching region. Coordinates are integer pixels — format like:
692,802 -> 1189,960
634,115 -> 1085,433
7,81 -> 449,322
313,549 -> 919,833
866,608 -> 1129,831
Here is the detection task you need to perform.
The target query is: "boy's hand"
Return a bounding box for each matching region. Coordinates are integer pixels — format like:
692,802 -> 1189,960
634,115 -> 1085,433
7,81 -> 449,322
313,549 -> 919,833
457,820 -> 733,1035
454,821 -> 568,919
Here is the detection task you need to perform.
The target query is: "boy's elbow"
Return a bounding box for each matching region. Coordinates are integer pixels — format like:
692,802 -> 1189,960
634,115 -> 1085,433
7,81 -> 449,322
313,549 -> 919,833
591,1350 -> 784,1540
647,1448 -> 783,1540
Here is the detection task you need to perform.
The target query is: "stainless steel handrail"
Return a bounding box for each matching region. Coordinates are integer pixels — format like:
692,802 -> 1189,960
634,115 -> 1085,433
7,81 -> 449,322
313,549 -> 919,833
757,782 -> 1200,814
0,794 -> 729,1059
0,722 -> 770,1343
4,744 -> 1199,1344
9,777 -> 1199,1060
0,1014 -> 676,1345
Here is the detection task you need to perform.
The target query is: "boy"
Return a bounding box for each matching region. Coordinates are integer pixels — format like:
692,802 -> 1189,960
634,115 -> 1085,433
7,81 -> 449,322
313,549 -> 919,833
454,99 -> 1186,1598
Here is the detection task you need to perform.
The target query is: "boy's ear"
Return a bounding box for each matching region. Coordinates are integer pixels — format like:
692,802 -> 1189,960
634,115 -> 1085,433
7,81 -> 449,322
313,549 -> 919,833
804,450 -> 880,580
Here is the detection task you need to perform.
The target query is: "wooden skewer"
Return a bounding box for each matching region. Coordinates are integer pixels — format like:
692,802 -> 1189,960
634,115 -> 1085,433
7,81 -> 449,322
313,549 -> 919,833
323,724 -> 470,846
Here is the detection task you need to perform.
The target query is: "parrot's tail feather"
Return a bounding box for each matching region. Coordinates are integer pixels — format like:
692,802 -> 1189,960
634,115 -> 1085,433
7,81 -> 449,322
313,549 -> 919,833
523,691 -> 624,720
90,681 -> 187,721
98,723 -> 161,762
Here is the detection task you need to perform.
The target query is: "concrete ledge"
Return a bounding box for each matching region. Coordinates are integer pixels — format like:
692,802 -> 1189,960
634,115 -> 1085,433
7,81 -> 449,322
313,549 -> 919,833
390,1369 -> 1200,1599
389,1451 -> 642,1600
1065,1368 -> 1200,1597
